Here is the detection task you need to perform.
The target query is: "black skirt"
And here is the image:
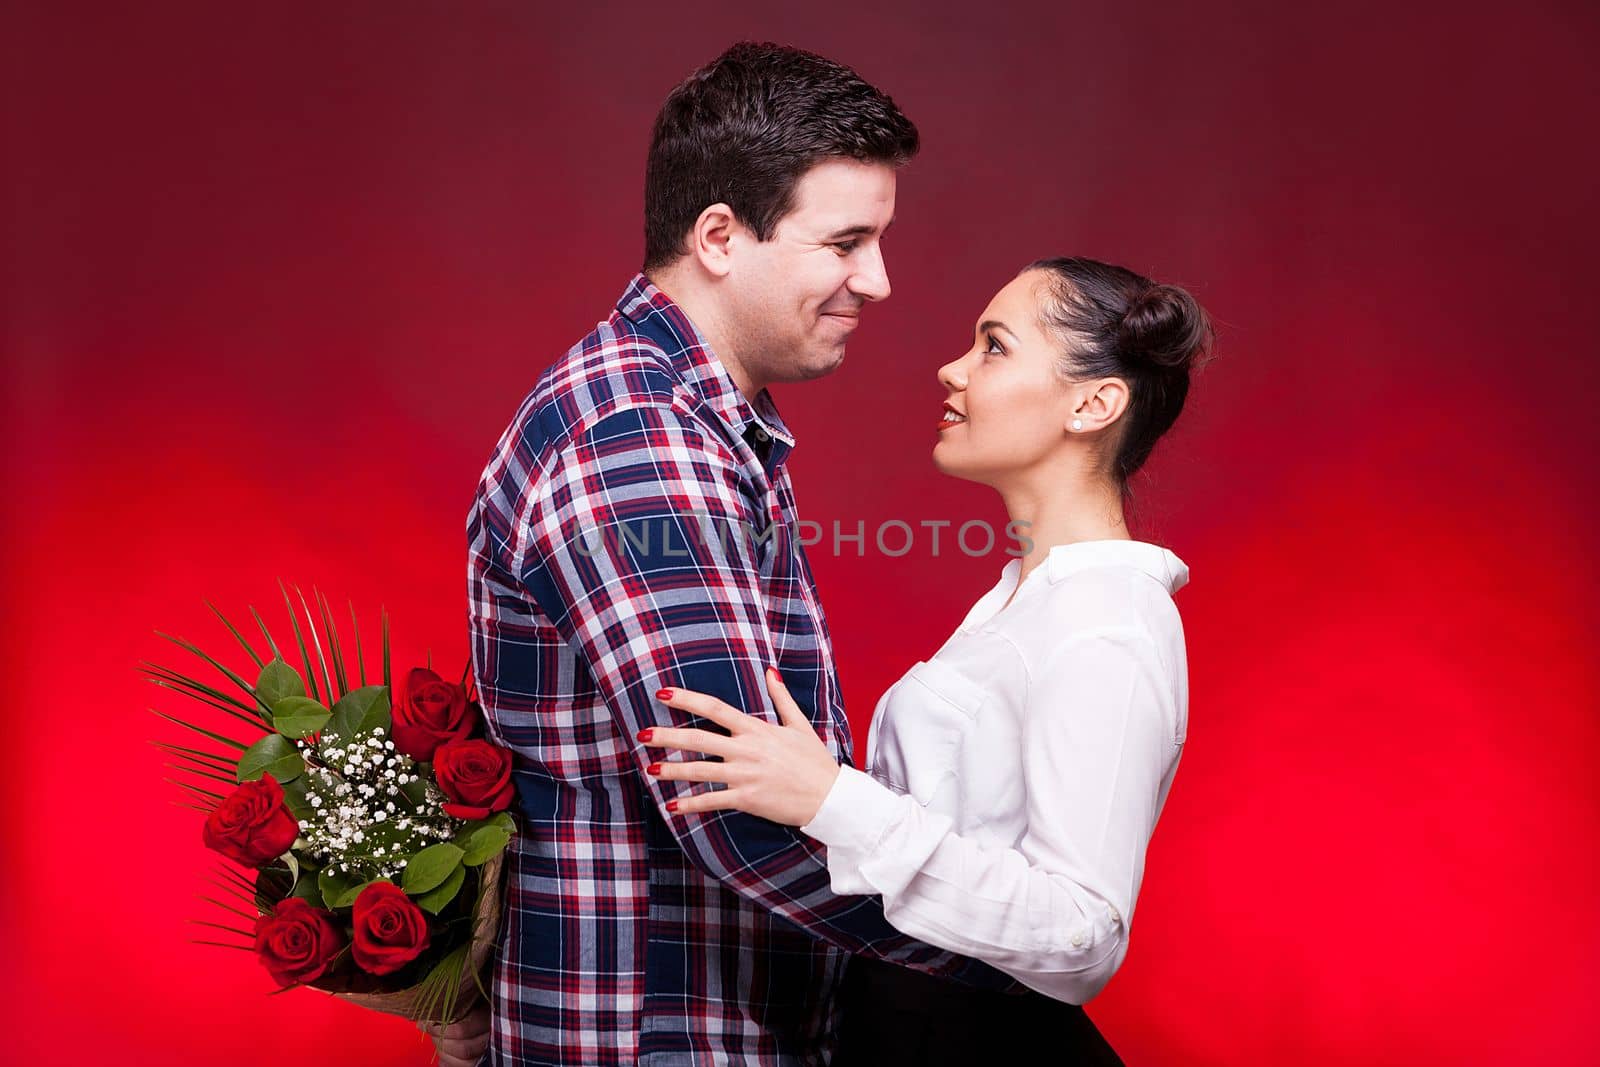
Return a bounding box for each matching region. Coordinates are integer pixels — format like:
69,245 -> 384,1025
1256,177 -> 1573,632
831,954 -> 1125,1066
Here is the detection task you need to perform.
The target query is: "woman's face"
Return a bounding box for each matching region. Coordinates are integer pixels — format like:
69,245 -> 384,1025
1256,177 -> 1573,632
933,271 -> 1081,488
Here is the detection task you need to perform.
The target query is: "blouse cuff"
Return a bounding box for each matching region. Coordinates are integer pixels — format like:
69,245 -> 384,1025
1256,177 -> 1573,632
801,764 -> 901,855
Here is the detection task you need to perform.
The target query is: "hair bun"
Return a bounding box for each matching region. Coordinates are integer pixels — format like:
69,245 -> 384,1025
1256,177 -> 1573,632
1117,283 -> 1214,371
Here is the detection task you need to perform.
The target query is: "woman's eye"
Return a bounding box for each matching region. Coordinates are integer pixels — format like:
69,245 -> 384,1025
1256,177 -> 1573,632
984,334 -> 1004,355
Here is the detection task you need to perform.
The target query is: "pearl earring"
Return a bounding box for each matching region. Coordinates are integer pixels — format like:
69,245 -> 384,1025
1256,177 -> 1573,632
1071,419 -> 1083,431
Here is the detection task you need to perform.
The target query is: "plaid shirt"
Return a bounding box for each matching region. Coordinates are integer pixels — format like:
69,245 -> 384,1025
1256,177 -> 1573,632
465,275 -> 1009,1065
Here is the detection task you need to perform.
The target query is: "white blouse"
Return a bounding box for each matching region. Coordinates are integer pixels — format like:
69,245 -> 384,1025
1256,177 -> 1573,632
800,538 -> 1190,1005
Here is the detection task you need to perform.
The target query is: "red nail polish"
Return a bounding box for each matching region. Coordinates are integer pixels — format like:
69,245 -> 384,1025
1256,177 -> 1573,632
666,799 -> 679,813
656,687 -> 674,701
637,728 -> 654,743
647,762 -> 661,776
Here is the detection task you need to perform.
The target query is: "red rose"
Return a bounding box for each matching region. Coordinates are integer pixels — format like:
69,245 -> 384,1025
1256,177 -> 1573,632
202,774 -> 300,868
434,738 -> 515,820
391,667 -> 475,760
351,881 -> 431,975
253,898 -> 344,987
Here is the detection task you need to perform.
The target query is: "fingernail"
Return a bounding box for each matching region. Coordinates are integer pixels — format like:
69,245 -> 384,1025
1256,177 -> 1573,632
656,687 -> 674,701
666,799 -> 679,813
637,728 -> 654,743
647,762 -> 661,776
766,667 -> 779,680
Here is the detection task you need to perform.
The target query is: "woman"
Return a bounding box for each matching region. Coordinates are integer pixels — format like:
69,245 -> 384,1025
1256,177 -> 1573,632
642,255 -> 1213,1064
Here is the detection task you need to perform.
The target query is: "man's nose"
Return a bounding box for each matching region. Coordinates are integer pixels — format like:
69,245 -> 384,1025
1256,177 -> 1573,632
848,243 -> 891,302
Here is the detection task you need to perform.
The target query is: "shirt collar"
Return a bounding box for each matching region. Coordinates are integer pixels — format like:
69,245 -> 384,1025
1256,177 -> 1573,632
614,273 -> 795,463
1001,539 -> 1190,594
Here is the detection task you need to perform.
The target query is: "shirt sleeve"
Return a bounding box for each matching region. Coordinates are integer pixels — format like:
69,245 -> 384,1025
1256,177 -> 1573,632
504,401 -> 1015,986
799,628 -> 1179,1004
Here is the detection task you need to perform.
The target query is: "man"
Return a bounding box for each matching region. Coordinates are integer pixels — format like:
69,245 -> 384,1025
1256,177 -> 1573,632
442,42 -> 1013,1066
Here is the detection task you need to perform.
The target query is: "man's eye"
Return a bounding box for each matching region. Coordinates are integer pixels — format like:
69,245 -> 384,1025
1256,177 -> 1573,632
833,241 -> 858,255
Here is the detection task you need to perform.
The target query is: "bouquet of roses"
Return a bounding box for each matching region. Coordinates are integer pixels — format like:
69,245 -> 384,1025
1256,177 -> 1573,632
146,583 -> 516,1024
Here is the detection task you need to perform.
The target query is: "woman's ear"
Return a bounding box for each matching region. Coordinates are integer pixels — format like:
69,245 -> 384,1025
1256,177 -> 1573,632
1070,378 -> 1131,432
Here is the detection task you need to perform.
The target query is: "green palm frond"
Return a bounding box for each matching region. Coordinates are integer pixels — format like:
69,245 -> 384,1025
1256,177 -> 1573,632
410,943 -> 471,1024
278,579 -> 322,705
299,579 -> 339,703
142,664 -> 270,731
203,875 -> 259,910
292,583 -> 336,705
151,709 -> 250,752
165,761 -> 238,787
153,740 -> 238,770
349,600 -> 367,687
250,605 -> 285,662
152,632 -> 275,724
205,600 -> 265,670
207,878 -> 255,907
189,918 -> 255,939
168,777 -> 226,800
217,863 -> 257,892
315,588 -> 350,698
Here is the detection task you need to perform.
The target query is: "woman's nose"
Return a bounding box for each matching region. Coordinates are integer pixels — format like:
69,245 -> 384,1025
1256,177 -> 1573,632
937,358 -> 966,391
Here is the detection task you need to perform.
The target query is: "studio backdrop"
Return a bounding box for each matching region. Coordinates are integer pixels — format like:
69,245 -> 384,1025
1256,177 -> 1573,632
4,2 -> 1596,1064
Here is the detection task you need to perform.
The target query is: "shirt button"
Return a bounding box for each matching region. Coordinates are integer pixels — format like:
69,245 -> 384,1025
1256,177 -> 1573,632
753,428 -> 770,442
1109,908 -> 1120,925
1070,933 -> 1085,948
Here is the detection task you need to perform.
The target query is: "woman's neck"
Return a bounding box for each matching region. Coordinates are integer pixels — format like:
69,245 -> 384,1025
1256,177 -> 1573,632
999,474 -> 1130,587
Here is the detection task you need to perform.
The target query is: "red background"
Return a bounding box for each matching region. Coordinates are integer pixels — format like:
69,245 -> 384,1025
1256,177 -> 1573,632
5,2 -> 1597,1064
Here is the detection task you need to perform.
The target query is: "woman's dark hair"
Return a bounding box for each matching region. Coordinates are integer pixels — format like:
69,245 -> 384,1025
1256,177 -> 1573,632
643,42 -> 919,272
1027,257 -> 1216,488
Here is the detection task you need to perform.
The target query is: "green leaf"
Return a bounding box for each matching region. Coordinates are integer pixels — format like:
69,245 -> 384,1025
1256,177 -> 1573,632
402,843 -> 465,895
414,863 -> 466,914
289,874 -> 323,905
255,866 -> 293,909
279,775 -> 314,821
326,876 -> 389,909
400,772 -> 430,807
328,685 -> 391,745
455,820 -> 512,867
318,867 -> 357,909
255,659 -> 304,709
237,733 -> 304,783
272,696 -> 331,739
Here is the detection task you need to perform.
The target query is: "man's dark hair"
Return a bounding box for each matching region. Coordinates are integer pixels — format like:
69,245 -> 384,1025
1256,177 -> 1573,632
642,42 -> 919,272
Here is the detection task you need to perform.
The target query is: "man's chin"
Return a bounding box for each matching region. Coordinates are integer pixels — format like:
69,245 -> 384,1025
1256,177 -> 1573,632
790,345 -> 846,381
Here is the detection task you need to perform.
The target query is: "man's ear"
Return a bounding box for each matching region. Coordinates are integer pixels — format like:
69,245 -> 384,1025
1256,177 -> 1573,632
689,203 -> 739,278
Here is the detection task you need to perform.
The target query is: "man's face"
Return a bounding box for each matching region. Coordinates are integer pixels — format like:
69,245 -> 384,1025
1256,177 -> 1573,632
722,158 -> 897,387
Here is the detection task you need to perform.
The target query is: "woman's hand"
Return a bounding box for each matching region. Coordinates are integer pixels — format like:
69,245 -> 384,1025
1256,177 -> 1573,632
640,667 -> 841,827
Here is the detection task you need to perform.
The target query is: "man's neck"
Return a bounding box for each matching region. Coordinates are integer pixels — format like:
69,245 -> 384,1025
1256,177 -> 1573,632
645,267 -> 762,401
